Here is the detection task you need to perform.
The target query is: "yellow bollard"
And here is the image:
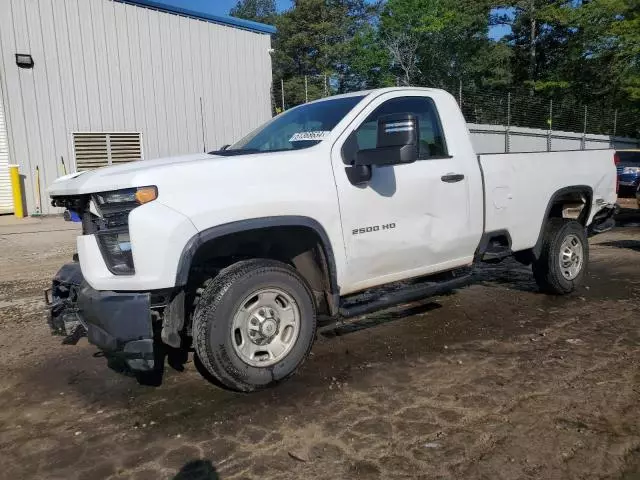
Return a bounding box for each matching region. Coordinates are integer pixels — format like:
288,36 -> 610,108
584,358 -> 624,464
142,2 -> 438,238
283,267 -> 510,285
8,164 -> 25,218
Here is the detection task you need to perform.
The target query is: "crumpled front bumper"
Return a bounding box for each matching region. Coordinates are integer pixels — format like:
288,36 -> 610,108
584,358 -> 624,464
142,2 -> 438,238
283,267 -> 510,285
46,262 -> 155,372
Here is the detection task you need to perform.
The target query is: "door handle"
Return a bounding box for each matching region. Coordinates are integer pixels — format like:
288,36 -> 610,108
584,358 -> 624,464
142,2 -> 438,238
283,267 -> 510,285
441,173 -> 465,183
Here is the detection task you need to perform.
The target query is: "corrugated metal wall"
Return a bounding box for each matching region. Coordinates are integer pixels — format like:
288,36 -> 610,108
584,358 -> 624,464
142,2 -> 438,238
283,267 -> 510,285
0,0 -> 273,214
0,78 -> 11,213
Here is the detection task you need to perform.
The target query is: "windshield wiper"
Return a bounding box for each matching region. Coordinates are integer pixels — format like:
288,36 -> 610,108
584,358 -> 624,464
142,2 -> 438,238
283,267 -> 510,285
208,148 -> 260,156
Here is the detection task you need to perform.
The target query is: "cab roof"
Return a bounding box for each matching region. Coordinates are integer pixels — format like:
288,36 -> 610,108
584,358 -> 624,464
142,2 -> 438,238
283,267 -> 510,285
305,87 -> 444,105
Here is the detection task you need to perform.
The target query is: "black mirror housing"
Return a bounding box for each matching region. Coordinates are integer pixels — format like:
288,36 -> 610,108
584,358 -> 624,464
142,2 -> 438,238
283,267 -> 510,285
355,144 -> 418,166
355,113 -> 419,167
345,164 -> 372,185
377,112 -> 418,148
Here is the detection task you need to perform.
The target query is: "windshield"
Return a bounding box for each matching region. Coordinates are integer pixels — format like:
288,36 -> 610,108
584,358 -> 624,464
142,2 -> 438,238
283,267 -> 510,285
220,95 -> 365,154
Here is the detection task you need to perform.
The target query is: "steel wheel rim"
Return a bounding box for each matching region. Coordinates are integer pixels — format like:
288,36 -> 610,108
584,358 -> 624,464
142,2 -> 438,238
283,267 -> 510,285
231,288 -> 301,367
559,233 -> 584,280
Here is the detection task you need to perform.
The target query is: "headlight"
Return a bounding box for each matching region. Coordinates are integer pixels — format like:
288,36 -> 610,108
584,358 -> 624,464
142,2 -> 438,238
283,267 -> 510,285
91,186 -> 156,276
94,186 -> 158,207
622,167 -> 640,174
97,232 -> 134,274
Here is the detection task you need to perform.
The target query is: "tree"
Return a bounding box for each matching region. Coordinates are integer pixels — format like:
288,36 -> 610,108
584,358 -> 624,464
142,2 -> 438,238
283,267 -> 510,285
228,0 -> 639,135
505,0 -> 639,105
573,0 -> 640,103
341,23 -> 395,90
501,0 -> 571,95
271,0 -> 378,105
230,0 -> 277,23
383,32 -> 421,86
380,0 -> 507,89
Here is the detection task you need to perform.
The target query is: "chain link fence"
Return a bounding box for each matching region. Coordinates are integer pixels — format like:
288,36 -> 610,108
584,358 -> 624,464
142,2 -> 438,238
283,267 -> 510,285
273,75 -> 330,114
447,87 -> 639,139
275,75 -> 640,141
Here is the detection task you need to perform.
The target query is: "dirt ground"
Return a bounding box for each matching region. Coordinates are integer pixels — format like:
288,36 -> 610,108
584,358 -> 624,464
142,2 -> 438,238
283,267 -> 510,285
0,209 -> 639,480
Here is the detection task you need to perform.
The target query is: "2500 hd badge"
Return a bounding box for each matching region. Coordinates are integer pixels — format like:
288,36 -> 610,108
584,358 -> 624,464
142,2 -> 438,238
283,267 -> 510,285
352,223 -> 396,235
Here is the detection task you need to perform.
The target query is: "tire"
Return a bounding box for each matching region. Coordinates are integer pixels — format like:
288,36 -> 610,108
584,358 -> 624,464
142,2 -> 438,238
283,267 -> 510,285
532,218 -> 588,295
192,259 -> 317,392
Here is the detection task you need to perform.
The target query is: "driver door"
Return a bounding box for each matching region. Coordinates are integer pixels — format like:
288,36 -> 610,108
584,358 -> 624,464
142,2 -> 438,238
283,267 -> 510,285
331,92 -> 476,294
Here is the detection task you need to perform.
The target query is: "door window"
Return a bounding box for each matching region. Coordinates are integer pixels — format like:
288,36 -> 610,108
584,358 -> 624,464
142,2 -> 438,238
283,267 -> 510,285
353,96 -> 448,160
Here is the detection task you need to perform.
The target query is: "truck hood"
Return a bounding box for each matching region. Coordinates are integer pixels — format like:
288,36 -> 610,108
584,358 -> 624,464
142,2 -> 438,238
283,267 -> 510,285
47,147 -> 329,232
48,152 -> 226,196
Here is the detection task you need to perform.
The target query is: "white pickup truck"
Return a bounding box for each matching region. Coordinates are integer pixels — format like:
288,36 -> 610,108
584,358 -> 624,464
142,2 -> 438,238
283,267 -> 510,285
47,87 -> 617,391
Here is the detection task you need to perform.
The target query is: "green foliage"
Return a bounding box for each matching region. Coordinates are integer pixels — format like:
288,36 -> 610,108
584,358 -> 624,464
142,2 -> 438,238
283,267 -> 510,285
573,0 -> 640,104
229,0 -> 640,135
504,0 -> 639,106
270,0 -> 378,103
380,0 -> 503,88
230,0 -> 277,23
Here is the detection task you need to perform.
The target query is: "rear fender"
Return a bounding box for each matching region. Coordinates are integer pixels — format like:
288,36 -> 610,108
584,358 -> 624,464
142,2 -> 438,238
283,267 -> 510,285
532,185 -> 593,259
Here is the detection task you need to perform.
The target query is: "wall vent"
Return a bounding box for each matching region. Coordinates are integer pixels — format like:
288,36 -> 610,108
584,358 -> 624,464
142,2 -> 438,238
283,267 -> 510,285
73,132 -> 142,171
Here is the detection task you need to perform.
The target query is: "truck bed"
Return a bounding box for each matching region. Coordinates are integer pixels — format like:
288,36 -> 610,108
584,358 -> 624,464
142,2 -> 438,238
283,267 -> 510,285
478,149 -> 617,252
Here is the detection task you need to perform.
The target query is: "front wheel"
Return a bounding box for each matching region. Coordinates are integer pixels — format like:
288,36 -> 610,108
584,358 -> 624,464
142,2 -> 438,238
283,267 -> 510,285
532,218 -> 588,294
192,259 -> 317,392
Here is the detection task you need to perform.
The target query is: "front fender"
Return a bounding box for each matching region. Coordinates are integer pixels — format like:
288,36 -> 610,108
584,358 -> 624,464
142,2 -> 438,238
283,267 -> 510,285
174,216 -> 339,297
78,201 -> 198,291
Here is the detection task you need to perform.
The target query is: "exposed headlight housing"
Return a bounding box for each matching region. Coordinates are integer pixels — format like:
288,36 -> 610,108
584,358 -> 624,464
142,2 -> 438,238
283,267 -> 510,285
91,186 -> 157,275
94,186 -> 157,207
97,231 -> 134,275
622,166 -> 640,174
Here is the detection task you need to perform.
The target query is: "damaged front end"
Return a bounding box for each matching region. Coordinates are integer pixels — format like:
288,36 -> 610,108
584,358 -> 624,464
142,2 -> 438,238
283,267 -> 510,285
46,262 -> 156,373
46,262 -> 86,344
47,192 -> 190,383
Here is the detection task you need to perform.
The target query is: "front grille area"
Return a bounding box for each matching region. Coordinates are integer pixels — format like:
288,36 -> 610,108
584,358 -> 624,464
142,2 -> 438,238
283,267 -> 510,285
95,202 -> 136,275
86,201 -> 137,233
82,198 -> 137,275
52,194 -> 137,275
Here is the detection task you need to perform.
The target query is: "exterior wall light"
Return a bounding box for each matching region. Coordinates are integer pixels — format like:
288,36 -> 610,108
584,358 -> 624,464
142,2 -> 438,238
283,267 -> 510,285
15,54 -> 34,69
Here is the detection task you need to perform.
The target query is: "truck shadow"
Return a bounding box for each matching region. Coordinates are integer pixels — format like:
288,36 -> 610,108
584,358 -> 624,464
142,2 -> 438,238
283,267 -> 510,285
473,259 -> 539,293
615,207 -> 640,228
174,460 -> 219,480
144,300 -> 444,386
12,271 -> 555,408
598,239 -> 640,252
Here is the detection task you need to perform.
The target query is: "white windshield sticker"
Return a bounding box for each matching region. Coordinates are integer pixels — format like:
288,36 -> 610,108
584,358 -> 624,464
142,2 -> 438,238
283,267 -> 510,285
289,131 -> 330,142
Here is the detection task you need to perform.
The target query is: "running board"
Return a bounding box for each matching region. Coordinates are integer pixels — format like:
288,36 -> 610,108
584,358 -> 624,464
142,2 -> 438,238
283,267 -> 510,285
338,272 -> 472,319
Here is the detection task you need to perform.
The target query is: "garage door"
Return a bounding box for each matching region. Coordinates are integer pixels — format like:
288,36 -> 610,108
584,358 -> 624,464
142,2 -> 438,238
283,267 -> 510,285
0,88 -> 12,214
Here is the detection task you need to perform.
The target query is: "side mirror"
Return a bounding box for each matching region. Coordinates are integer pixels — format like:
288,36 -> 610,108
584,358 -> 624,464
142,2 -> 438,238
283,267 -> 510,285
345,164 -> 372,186
355,113 -> 419,166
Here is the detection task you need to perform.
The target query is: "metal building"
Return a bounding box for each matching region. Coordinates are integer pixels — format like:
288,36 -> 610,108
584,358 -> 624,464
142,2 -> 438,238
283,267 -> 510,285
0,0 -> 275,214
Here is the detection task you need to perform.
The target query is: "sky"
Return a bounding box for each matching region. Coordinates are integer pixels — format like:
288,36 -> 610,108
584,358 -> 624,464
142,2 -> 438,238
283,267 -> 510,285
161,0 -> 510,40
165,0 -> 291,16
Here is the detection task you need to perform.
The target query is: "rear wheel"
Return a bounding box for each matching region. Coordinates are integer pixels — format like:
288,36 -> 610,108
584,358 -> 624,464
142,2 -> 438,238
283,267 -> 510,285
192,259 -> 316,392
532,218 -> 588,294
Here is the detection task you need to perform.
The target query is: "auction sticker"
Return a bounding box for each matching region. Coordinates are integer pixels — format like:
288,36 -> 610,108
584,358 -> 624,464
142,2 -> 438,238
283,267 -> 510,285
289,131 -> 330,142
